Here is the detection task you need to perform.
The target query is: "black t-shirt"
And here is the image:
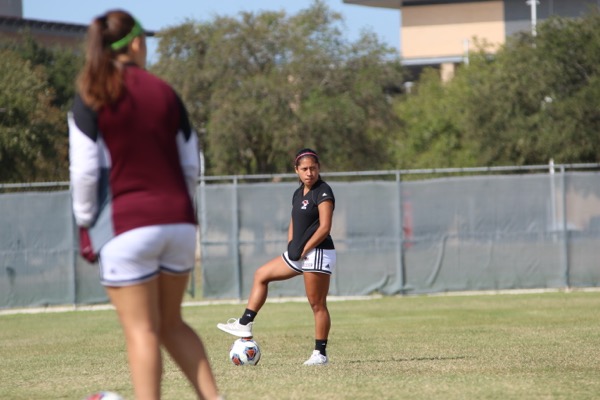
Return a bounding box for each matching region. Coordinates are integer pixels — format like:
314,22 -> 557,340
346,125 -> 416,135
287,179 -> 335,261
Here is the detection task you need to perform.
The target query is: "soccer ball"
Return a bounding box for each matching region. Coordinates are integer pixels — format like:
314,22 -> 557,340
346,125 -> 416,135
84,392 -> 124,400
229,338 -> 261,366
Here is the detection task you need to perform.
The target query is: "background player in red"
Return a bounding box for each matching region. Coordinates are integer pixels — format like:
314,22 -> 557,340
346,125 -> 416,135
217,148 -> 336,365
69,10 -> 221,399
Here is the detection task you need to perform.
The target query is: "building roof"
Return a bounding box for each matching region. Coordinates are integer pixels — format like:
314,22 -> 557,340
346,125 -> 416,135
0,15 -> 87,33
343,0 -> 489,9
343,0 -> 402,9
401,0 -> 494,5
0,15 -> 155,37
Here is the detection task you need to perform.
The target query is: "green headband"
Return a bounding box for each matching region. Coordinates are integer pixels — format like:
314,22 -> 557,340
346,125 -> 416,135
110,20 -> 144,51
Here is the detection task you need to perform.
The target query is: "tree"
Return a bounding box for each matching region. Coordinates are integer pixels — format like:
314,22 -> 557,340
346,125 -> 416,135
4,35 -> 82,111
0,34 -> 82,183
0,49 -> 68,182
393,11 -> 600,168
459,12 -> 600,165
392,68 -> 475,169
151,0 -> 403,175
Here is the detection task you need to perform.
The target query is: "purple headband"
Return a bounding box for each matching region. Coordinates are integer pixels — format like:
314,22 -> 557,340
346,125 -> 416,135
295,152 -> 318,163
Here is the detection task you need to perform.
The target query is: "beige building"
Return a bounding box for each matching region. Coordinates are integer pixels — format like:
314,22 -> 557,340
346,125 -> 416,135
344,0 -> 600,80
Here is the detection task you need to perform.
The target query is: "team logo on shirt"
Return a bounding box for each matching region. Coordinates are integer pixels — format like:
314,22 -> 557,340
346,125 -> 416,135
301,200 -> 309,210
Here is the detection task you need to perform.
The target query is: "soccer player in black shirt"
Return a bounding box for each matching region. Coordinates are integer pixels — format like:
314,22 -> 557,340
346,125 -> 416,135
218,148 -> 336,365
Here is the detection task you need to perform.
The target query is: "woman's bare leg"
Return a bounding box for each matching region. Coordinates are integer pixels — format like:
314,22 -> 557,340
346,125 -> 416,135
106,280 -> 162,400
246,256 -> 300,312
158,272 -> 220,400
218,257 -> 300,337
304,272 -> 331,340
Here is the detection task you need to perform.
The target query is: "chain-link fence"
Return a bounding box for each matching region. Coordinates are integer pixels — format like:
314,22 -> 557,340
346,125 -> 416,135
2,163 -> 600,309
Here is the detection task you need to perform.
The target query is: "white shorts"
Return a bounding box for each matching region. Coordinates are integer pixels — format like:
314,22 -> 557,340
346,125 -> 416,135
99,223 -> 196,287
282,248 -> 336,275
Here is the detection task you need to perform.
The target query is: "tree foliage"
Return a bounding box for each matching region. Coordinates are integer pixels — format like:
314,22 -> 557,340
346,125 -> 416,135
6,4 -> 600,182
394,11 -> 600,168
0,49 -> 68,182
151,0 -> 403,175
6,35 -> 82,110
0,36 -> 81,183
393,68 -> 475,169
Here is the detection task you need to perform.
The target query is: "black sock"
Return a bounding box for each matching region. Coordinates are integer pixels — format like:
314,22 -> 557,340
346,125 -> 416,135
239,308 -> 257,325
315,339 -> 328,357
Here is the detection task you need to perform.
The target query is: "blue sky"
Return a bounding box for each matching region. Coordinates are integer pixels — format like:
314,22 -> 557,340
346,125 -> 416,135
23,1 -> 401,61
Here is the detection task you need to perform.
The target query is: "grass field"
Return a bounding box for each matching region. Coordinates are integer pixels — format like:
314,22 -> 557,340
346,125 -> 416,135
1,291 -> 600,400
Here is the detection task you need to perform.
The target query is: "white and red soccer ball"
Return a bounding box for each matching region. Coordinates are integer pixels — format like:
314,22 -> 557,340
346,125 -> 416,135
229,338 -> 261,366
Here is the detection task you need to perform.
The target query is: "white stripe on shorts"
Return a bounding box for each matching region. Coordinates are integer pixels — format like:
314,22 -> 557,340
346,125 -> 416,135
282,248 -> 336,275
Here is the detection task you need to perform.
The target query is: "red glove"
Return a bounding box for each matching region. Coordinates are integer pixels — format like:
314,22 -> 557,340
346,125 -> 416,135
79,227 -> 98,263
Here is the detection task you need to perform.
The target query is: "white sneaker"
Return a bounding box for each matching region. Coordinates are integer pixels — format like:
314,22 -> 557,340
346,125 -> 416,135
303,350 -> 328,366
217,318 -> 253,338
